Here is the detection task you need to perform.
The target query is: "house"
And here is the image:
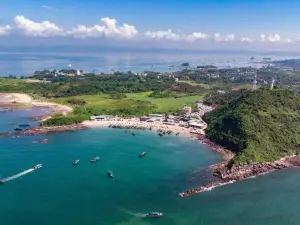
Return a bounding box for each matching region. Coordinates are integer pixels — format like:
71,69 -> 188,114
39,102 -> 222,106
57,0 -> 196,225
189,122 -> 205,129
90,115 -> 106,121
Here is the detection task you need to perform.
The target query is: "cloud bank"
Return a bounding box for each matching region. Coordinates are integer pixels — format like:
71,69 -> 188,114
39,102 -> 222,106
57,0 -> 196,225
0,15 -> 298,49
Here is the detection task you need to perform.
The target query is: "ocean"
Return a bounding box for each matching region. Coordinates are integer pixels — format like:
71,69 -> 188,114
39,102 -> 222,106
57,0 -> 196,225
1,108 -> 300,225
1,50 -> 300,77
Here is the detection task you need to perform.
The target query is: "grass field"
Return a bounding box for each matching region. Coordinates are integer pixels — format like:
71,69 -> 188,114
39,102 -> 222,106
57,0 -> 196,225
55,92 -> 204,115
126,92 -> 204,113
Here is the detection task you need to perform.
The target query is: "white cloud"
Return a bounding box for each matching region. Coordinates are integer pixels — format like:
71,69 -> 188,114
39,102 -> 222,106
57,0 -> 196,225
214,33 -> 235,42
240,37 -> 253,43
144,29 -> 181,41
260,34 -> 266,42
14,15 -> 64,37
260,33 -> 281,42
224,34 -> 235,42
42,5 -> 58,11
69,17 -> 138,39
0,25 -> 11,36
185,32 -> 210,42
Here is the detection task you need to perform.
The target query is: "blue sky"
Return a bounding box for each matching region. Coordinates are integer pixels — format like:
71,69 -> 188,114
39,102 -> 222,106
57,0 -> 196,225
1,0 -> 300,51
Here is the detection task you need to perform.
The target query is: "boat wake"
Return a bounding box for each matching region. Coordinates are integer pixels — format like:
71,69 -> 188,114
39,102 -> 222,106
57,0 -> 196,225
2,168 -> 35,183
119,208 -> 147,218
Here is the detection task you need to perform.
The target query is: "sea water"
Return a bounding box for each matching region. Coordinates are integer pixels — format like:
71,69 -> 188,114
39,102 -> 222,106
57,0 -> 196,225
1,108 -> 300,225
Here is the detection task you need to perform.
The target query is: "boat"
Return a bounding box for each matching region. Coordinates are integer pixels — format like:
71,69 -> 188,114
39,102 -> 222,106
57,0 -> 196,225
145,212 -> 163,218
158,133 -> 163,137
14,128 -> 23,131
0,180 -> 3,185
72,160 -> 80,166
108,171 -> 114,178
132,132 -> 136,136
19,124 -> 30,127
33,164 -> 42,170
90,157 -> 100,163
139,152 -> 147,158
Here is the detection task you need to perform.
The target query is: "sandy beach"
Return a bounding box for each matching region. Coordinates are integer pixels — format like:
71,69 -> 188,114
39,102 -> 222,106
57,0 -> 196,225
0,93 -> 72,115
82,118 -> 205,138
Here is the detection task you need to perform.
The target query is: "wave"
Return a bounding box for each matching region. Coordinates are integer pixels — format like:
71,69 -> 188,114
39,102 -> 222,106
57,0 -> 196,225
2,168 -> 35,183
119,208 -> 147,218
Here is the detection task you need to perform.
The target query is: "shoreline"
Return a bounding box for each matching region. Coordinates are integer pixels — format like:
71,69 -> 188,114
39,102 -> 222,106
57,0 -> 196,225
0,93 -> 72,116
2,92 -> 300,197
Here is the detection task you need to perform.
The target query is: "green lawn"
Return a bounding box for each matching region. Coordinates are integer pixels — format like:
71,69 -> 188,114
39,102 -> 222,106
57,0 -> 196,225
126,92 -> 204,113
55,92 -> 204,115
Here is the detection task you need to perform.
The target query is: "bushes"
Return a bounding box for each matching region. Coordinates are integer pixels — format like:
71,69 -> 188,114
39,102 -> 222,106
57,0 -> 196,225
67,98 -> 86,105
205,89 -> 300,164
42,114 -> 89,126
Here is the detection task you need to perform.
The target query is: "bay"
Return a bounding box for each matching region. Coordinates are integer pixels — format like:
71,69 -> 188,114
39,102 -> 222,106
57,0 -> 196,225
1,108 -> 300,225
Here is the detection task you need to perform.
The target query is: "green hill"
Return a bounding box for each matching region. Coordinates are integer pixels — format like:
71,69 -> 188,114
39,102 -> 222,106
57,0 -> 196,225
204,89 -> 300,164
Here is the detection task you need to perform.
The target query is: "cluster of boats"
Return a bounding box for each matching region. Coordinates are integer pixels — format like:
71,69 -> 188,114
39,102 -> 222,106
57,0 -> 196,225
32,139 -> 48,144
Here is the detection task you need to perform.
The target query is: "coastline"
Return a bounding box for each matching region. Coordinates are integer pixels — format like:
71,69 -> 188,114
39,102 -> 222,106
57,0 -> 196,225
2,92 -> 300,197
0,93 -> 72,117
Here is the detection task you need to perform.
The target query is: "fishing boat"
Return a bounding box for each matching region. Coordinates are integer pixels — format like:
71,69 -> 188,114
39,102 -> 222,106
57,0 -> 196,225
72,160 -> 80,166
108,171 -> 114,178
139,152 -> 147,158
90,157 -> 100,163
33,164 -> 42,170
19,124 -> 30,127
145,212 -> 163,218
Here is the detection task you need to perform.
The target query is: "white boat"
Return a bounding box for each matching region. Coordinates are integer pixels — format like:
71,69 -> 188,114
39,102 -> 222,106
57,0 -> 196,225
146,212 -> 163,218
90,157 -> 100,163
73,160 -> 80,166
33,164 -> 42,170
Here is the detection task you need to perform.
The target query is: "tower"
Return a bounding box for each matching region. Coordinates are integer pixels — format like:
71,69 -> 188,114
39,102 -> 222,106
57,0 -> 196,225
270,77 -> 275,90
252,72 -> 257,90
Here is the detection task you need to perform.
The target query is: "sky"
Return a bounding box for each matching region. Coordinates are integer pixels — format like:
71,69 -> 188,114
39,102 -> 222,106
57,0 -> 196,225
1,0 -> 300,52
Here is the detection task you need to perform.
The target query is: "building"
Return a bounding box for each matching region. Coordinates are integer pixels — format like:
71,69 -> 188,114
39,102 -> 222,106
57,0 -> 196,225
90,115 -> 106,121
189,122 -> 205,129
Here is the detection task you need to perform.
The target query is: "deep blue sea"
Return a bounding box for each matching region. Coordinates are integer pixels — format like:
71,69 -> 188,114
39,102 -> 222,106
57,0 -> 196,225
1,108 -> 300,225
1,50 -> 300,76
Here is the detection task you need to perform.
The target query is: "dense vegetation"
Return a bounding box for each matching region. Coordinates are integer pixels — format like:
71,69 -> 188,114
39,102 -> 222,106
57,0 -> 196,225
204,89 -> 300,164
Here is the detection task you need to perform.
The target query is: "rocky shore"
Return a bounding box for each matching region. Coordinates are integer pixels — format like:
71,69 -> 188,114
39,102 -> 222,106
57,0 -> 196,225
197,134 -> 235,160
212,155 -> 300,182
20,124 -> 87,135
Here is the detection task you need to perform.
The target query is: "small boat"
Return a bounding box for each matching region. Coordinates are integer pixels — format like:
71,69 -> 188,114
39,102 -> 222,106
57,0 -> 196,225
33,164 -> 42,170
139,152 -> 147,158
19,124 -> 30,127
145,212 -> 163,218
132,132 -> 136,136
108,171 -> 114,178
73,160 -> 80,166
158,133 -> 163,137
14,128 -> 23,131
90,157 -> 100,163
0,180 -> 3,185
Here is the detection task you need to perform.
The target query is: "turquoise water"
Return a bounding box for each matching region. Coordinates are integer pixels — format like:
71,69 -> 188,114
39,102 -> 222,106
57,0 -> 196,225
1,109 -> 300,225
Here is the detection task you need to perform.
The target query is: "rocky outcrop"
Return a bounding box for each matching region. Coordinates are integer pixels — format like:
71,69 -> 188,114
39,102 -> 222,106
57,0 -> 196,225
212,155 -> 300,182
20,124 -> 87,135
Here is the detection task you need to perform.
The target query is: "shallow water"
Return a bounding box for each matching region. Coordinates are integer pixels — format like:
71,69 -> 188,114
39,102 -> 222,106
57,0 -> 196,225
1,109 -> 300,225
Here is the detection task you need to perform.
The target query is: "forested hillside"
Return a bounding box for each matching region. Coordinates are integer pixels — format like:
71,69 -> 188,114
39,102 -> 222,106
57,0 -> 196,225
204,89 -> 300,164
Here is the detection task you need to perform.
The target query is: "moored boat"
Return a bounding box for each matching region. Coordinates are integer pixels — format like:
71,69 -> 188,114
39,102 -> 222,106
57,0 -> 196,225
19,124 -> 30,127
145,212 -> 163,218
15,128 -> 23,131
108,171 -> 114,178
33,164 -> 42,170
73,160 -> 80,166
90,157 -> 100,163
139,152 -> 146,157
